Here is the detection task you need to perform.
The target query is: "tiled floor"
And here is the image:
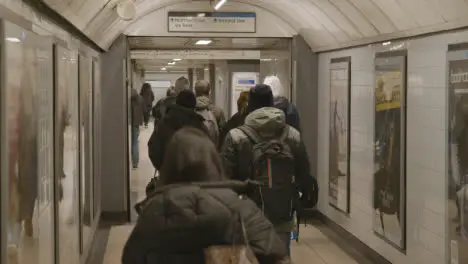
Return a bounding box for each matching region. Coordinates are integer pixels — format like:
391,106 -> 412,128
100,222 -> 365,264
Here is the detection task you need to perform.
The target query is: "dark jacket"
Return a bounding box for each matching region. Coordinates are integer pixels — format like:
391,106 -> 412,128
274,96 -> 301,132
122,182 -> 288,264
140,86 -> 155,108
195,96 -> 226,129
131,89 -> 145,126
220,112 -> 247,147
148,105 -> 209,170
221,107 -> 317,227
152,96 -> 177,126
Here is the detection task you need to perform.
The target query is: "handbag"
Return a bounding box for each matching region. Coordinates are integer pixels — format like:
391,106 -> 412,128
145,170 -> 160,196
204,214 -> 259,264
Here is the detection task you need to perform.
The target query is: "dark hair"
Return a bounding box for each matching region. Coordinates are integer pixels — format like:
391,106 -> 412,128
141,82 -> 151,91
247,84 -> 274,113
176,89 -> 197,109
167,87 -> 176,97
194,80 -> 210,96
159,127 -> 225,185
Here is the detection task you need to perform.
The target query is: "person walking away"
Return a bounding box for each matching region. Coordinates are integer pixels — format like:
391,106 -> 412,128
152,86 -> 176,127
194,80 -> 225,147
123,127 -> 289,264
131,88 -> 145,169
221,84 -> 318,255
152,77 -> 190,129
264,76 -> 301,132
148,89 -> 209,171
140,83 -> 155,128
220,91 -> 249,146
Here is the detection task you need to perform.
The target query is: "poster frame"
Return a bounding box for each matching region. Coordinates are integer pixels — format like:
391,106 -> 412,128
328,56 -> 351,215
445,43 -> 468,264
372,50 -> 407,252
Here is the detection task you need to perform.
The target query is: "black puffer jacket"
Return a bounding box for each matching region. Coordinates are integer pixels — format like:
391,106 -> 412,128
122,182 -> 288,264
148,105 -> 209,170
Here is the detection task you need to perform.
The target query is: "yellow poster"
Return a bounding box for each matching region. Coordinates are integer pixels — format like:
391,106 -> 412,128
375,71 -> 401,112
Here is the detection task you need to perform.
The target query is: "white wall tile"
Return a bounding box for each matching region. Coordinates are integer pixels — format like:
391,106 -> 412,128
315,29 -> 468,264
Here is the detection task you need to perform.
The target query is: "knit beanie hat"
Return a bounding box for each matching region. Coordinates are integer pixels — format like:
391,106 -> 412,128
176,89 -> 197,109
247,84 -> 274,113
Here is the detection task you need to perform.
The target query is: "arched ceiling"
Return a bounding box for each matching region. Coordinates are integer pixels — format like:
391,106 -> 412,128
41,0 -> 468,52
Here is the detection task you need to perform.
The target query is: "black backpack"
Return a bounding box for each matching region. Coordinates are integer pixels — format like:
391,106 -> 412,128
238,125 -> 296,225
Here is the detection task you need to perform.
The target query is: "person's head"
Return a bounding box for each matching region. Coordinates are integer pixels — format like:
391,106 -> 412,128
141,82 -> 151,92
166,86 -> 176,97
194,80 -> 211,97
237,91 -> 249,114
176,89 -> 197,109
174,77 -> 190,94
159,127 -> 224,185
263,75 -> 283,97
247,84 -> 274,113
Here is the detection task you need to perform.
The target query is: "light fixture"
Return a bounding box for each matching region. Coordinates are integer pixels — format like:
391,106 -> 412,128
161,67 -> 167,71
382,41 -> 391,46
196,40 -> 212,45
173,58 -> 182,61
116,0 -> 136,21
168,62 -> 176,65
197,13 -> 206,17
214,0 -> 227,10
6,37 -> 21,43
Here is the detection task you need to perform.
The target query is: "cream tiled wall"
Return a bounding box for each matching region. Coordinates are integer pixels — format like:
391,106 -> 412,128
317,30 -> 468,264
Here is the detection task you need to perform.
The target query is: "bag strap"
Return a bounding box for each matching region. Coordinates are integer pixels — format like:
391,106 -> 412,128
238,125 -> 261,144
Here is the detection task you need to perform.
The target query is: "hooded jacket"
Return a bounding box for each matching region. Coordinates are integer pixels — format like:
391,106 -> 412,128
148,105 -> 209,170
274,96 -> 301,132
195,96 -> 226,129
152,96 -> 177,125
221,108 -> 317,230
122,181 -> 288,264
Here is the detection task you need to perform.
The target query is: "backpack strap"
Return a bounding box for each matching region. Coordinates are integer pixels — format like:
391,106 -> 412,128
238,125 -> 261,144
279,125 -> 290,141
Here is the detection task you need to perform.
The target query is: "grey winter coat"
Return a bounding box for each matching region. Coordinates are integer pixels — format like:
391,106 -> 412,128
221,107 -> 310,183
122,182 -> 288,264
195,96 -> 226,130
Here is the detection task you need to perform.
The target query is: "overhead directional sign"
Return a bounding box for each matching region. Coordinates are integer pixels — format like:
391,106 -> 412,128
168,12 -> 256,33
130,50 -> 261,60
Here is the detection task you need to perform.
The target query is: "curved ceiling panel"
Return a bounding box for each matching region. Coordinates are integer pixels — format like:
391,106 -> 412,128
41,0 -> 468,51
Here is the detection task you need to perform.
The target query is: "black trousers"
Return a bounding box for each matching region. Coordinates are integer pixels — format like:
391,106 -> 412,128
143,109 -> 150,125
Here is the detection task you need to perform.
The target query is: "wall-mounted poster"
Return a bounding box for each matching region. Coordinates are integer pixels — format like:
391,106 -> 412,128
447,45 -> 468,264
328,57 -> 351,214
373,52 -> 407,250
231,72 -> 259,115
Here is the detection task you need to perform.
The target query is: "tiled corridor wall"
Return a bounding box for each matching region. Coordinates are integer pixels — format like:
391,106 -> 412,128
316,30 -> 468,264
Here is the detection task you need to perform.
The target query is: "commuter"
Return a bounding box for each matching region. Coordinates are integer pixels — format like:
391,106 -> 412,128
221,84 -> 318,255
152,77 -> 189,128
123,127 -> 289,264
264,76 -> 301,132
130,88 -> 145,169
139,83 -> 155,128
152,86 -> 176,125
148,89 -> 209,171
194,80 -> 225,146
219,91 -> 249,146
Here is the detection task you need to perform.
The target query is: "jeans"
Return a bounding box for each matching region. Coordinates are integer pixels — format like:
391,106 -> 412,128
278,232 -> 291,256
131,125 -> 140,166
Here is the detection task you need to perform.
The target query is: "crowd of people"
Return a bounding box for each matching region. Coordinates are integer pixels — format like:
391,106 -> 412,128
126,76 -> 318,264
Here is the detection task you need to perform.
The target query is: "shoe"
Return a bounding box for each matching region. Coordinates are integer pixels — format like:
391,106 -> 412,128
24,218 -> 33,237
133,165 -> 138,169
8,245 -> 19,264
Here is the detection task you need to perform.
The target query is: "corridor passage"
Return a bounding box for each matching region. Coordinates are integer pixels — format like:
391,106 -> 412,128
87,124 -> 376,264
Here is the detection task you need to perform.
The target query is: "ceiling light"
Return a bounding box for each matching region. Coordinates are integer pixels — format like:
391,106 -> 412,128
382,41 -> 391,46
6,37 -> 21,43
214,0 -> 227,10
173,58 -> 182,61
161,67 -> 167,71
168,62 -> 176,65
196,40 -> 212,45
197,13 -> 205,17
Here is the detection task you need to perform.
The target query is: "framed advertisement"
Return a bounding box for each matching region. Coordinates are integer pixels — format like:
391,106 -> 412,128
328,57 -> 351,214
446,44 -> 468,264
372,51 -> 407,250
